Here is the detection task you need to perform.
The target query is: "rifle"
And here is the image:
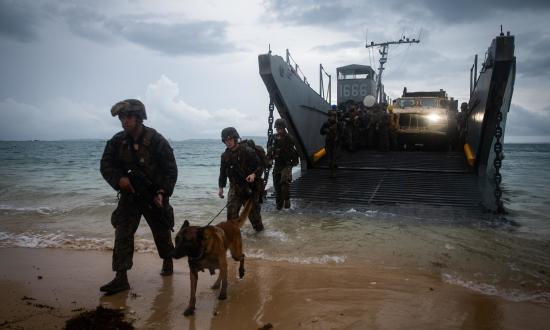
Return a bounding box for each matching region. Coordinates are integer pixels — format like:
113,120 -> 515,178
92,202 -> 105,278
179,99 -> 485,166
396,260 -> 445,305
228,165 -> 256,198
126,168 -> 174,231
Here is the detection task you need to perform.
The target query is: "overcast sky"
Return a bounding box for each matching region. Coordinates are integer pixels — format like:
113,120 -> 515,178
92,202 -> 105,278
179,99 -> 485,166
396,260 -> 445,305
1,0 -> 549,142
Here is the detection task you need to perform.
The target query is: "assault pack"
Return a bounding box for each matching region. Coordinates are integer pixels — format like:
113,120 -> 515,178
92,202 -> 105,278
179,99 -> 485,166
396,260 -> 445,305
239,139 -> 270,170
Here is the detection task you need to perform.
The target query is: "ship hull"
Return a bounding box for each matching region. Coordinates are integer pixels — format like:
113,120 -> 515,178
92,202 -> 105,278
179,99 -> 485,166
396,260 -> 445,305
259,54 -> 330,166
465,34 -> 516,211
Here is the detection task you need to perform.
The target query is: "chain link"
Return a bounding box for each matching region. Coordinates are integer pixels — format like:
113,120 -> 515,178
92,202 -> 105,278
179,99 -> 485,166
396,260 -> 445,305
261,97 -> 275,198
493,105 -> 505,213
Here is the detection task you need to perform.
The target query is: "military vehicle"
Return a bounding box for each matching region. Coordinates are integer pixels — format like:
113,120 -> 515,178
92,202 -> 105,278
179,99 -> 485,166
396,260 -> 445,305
392,87 -> 458,149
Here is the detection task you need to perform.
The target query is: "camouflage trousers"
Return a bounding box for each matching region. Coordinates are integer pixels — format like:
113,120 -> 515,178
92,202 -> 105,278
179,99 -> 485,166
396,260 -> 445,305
273,164 -> 292,207
227,184 -> 263,231
110,194 -> 174,272
326,142 -> 338,177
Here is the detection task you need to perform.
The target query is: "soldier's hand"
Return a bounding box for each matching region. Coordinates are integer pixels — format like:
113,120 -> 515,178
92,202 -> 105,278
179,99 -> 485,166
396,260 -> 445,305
246,173 -> 256,183
153,193 -> 164,208
218,187 -> 224,199
118,176 -> 135,193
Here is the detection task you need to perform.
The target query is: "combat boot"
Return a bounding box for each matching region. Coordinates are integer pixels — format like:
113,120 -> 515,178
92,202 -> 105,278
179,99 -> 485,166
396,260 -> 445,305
160,258 -> 173,276
284,199 -> 291,209
253,222 -> 264,232
100,271 -> 130,295
276,199 -> 283,210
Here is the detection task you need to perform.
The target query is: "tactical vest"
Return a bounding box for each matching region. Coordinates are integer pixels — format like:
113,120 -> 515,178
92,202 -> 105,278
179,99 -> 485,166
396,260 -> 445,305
117,127 -> 160,186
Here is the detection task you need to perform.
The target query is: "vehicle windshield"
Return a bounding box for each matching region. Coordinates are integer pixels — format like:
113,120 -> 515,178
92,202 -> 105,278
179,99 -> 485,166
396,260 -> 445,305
399,99 -> 415,108
420,98 -> 438,107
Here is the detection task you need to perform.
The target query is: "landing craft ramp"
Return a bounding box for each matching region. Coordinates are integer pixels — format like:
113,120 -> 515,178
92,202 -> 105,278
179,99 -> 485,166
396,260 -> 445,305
289,151 -> 482,209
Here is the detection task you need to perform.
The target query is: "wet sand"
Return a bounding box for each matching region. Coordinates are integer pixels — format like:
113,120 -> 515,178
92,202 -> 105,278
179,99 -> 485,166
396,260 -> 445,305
0,247 -> 549,329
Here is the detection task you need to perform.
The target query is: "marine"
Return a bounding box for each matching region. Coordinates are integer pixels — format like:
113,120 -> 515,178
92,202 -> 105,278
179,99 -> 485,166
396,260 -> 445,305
320,106 -> 342,178
99,99 -> 177,295
218,127 -> 265,232
268,118 -> 299,210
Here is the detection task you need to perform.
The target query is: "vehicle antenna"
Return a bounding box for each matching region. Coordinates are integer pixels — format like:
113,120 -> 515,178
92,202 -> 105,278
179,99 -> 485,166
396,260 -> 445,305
366,36 -> 420,103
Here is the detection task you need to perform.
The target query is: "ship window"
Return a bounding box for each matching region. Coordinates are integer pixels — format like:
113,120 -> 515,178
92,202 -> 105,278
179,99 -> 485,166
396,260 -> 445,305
420,99 -> 437,107
340,73 -> 368,80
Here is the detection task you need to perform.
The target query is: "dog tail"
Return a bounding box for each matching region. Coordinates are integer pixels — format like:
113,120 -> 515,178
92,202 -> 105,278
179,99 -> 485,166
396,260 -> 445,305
237,199 -> 253,228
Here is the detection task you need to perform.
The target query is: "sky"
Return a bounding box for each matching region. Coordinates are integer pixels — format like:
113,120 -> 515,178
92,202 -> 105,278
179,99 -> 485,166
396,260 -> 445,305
1,0 -> 550,142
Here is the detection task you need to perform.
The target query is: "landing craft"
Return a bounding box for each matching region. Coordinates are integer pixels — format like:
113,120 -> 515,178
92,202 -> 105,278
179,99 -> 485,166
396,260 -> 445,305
258,28 -> 515,213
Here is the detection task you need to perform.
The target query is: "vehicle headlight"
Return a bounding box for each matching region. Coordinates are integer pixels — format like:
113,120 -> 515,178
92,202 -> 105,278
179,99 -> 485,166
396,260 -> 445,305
426,113 -> 442,123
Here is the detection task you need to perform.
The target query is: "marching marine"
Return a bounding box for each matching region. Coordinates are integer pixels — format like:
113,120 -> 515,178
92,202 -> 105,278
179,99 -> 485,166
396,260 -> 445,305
218,127 -> 265,232
268,119 -> 299,210
100,99 -> 177,295
320,106 -> 342,178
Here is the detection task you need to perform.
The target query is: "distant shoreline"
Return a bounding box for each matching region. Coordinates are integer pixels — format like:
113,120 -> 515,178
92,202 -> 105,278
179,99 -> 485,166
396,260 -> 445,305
1,137 -> 549,144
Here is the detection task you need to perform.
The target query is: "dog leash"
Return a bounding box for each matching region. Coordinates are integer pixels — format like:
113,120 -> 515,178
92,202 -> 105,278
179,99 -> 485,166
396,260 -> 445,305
204,203 -> 227,227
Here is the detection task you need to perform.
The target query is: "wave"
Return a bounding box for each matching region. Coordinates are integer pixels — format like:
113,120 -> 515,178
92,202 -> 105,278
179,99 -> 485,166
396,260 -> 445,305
246,248 -> 346,265
0,231 -> 346,265
0,204 -> 67,215
442,273 -> 550,305
0,201 -> 118,217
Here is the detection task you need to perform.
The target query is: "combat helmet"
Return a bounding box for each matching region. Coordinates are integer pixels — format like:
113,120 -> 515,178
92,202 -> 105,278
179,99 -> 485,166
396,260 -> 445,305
110,99 -> 147,120
274,118 -> 286,129
221,127 -> 240,142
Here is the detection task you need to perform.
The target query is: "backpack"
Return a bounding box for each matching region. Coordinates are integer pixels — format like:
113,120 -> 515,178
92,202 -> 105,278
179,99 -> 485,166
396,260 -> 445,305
240,139 -> 270,169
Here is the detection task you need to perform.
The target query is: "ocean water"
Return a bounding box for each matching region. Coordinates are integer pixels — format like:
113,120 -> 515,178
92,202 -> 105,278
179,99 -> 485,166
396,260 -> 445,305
1,139 -> 550,305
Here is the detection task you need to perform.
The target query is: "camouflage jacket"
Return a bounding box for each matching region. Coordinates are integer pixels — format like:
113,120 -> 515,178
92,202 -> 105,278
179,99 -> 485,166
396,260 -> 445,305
320,119 -> 342,144
100,126 -> 178,197
218,144 -> 262,189
268,132 -> 299,167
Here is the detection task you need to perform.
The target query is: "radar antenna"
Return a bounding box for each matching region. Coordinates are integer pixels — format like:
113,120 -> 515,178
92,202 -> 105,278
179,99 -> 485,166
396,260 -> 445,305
366,36 -> 420,103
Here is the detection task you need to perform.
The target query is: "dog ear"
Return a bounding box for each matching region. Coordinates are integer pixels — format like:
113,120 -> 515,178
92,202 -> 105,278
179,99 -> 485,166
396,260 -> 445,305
183,220 -> 190,228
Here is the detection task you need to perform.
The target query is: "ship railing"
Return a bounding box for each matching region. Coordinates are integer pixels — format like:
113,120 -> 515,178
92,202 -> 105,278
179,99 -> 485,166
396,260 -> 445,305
286,49 -> 310,87
319,64 -> 332,103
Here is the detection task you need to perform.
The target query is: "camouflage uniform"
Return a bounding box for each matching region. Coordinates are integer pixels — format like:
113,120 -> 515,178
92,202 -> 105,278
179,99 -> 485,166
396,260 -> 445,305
320,112 -> 342,177
219,143 -> 264,231
101,126 -> 177,272
268,132 -> 299,209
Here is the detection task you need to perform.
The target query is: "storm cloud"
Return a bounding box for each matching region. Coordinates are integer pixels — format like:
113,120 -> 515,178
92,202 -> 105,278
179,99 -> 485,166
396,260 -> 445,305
2,1 -> 238,56
506,104 -> 550,137
0,0 -> 42,42
0,0 -> 548,141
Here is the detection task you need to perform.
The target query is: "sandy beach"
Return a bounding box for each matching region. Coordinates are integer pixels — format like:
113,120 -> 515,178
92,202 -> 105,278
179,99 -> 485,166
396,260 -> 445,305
0,247 -> 549,329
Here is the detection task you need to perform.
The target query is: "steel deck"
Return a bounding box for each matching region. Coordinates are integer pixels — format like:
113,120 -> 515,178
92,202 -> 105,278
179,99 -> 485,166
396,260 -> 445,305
289,150 -> 482,209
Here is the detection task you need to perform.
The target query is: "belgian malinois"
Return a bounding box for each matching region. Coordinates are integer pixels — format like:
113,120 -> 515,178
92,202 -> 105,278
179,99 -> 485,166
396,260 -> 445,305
172,199 -> 252,316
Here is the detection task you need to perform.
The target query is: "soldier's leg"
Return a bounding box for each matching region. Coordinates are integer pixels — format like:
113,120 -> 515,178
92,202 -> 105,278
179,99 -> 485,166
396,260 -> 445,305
273,166 -> 283,210
101,197 -> 140,294
280,166 -> 292,208
248,190 -> 264,232
226,185 -> 242,220
327,145 -> 336,178
143,201 -> 175,276
111,200 -> 142,272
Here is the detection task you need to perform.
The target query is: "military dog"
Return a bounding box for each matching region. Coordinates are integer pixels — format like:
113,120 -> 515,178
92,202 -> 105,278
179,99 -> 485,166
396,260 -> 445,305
172,199 -> 252,316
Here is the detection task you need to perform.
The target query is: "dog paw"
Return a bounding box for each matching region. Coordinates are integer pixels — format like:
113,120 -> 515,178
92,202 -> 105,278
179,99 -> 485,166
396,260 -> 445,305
239,268 -> 245,279
218,293 -> 227,300
184,307 -> 195,316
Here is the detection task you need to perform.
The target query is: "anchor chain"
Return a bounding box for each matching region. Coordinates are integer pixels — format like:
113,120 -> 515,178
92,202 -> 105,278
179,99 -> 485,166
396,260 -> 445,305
493,109 -> 505,213
261,97 -> 275,198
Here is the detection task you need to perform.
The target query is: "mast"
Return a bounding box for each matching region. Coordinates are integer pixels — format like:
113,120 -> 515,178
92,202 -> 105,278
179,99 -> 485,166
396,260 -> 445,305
366,37 -> 420,103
